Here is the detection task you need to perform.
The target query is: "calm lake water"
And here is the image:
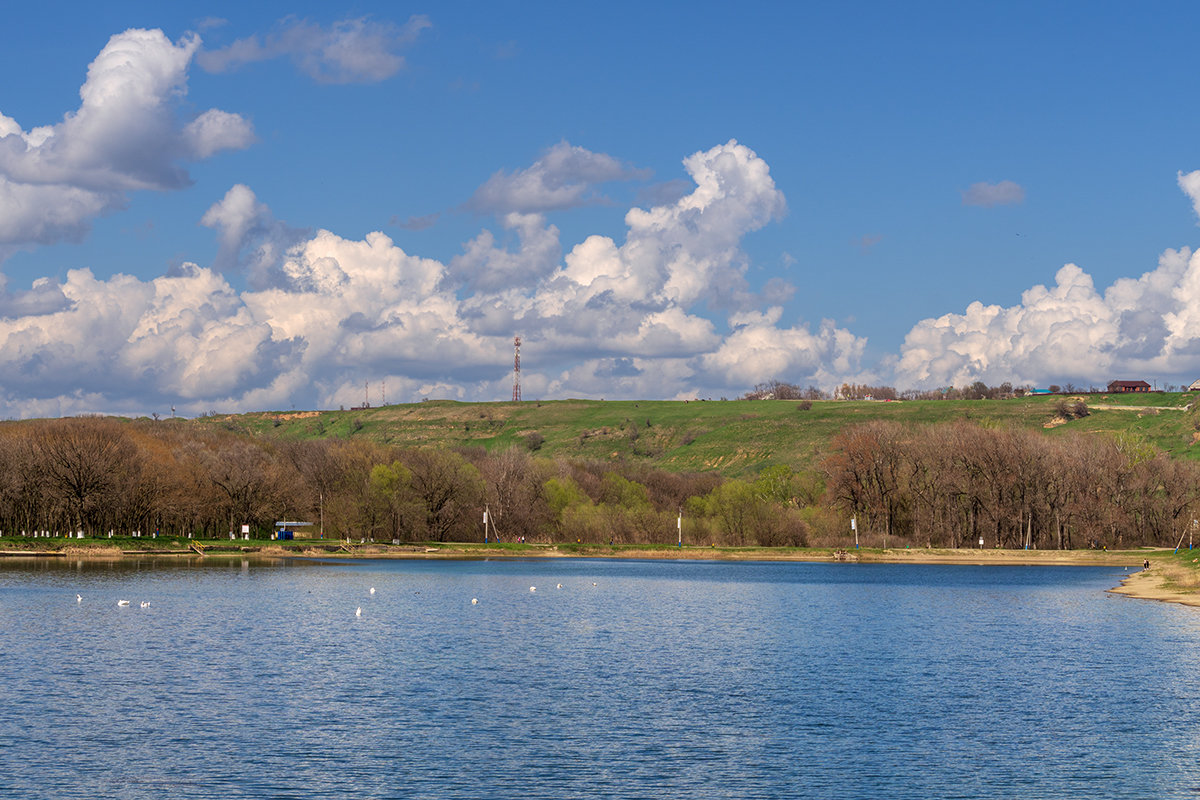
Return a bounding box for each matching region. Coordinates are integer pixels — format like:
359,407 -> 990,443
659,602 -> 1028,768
1,557 -> 1198,799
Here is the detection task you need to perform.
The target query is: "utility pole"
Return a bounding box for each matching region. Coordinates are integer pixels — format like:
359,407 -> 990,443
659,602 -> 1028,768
512,336 -> 522,402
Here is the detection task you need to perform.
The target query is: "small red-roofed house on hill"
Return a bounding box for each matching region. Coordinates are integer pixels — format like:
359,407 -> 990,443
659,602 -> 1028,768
1107,380 -> 1151,393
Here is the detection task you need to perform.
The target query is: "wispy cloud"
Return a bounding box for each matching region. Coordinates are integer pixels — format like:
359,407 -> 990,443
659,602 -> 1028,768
198,15 -> 431,84
466,141 -> 650,215
961,179 -> 1025,207
855,234 -> 882,253
634,179 -> 692,209
390,212 -> 440,231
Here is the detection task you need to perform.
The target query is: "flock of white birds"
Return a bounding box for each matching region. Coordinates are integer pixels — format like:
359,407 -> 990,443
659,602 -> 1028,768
75,580 -> 603,616
352,580 -> 600,617
72,594 -> 151,608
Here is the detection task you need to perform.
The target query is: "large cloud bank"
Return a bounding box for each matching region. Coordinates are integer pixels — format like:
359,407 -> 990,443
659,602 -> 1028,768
894,242 -> 1200,390
8,25 -> 1200,418
890,169 -> 1200,390
0,128 -> 867,416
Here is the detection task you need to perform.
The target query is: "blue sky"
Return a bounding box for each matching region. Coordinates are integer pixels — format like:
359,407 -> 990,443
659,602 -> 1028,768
4,2 -> 1200,416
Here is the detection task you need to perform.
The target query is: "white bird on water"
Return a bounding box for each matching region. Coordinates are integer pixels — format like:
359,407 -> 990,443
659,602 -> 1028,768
355,606 -> 362,617
471,598 -> 478,605
369,587 -> 375,595
556,583 -> 562,589
117,600 -> 130,607
530,586 -> 536,593
140,601 -> 150,608
76,594 -> 82,603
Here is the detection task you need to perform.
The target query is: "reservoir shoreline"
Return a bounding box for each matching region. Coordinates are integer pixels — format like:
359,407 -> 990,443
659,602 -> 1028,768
4,541 -> 1194,609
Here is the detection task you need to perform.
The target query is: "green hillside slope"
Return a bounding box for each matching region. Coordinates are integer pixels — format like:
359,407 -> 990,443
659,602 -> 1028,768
189,392 -> 1200,478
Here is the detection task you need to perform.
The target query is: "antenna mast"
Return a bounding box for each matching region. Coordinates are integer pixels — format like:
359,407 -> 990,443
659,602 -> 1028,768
512,336 -> 522,402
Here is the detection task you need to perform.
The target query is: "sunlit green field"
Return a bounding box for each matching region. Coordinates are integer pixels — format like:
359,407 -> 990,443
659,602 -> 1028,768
187,391 -> 1200,478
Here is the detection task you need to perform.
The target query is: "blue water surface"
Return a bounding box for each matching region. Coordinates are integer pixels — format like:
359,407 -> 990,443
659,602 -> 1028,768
0,557 -> 1197,799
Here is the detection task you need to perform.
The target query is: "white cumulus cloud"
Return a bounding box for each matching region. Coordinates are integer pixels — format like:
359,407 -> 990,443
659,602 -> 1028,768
0,141 -> 869,416
184,109 -> 255,159
447,213 -> 562,293
699,308 -> 866,390
893,245 -> 1200,390
1178,169 -> 1200,222
0,28 -> 252,250
542,139 -> 788,312
200,184 -> 307,289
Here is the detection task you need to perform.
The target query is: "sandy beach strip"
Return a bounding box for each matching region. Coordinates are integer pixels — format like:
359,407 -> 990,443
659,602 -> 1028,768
1108,567 -> 1200,608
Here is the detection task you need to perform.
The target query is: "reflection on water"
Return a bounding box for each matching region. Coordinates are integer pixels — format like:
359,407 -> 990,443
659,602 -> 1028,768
1,558 -> 1198,799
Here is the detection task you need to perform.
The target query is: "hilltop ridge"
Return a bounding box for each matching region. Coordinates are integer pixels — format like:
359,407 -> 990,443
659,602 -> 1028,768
181,392 -> 1200,478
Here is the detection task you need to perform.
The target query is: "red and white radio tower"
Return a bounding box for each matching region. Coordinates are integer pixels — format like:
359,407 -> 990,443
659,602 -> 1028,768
512,335 -> 522,402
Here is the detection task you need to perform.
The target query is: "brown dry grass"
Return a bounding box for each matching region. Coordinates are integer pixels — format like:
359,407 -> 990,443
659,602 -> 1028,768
60,545 -> 124,558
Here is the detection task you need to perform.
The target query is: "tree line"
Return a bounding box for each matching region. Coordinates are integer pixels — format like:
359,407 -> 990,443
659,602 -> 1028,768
747,379 -> 1190,401
823,420 -> 1200,549
1,415 -> 1196,549
0,417 -> 811,547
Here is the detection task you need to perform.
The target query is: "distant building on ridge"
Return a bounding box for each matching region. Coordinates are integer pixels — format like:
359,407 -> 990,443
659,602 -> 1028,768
1107,380 -> 1151,393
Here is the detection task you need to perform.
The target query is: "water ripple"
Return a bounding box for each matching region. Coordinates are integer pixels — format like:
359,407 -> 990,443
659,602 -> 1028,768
1,559 -> 1198,798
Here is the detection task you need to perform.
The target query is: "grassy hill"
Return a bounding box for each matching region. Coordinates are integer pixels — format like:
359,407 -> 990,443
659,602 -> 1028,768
188,391 -> 1200,478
